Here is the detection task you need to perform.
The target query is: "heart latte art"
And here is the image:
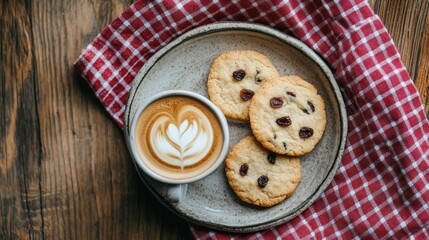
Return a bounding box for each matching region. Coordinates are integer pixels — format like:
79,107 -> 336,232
135,96 -> 224,180
151,106 -> 213,169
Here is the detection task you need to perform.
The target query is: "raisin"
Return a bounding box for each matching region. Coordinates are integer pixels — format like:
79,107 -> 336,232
282,142 -> 287,150
270,97 -> 283,108
303,101 -> 315,114
240,89 -> 254,101
299,127 -> 314,138
286,91 -> 296,97
239,163 -> 249,176
233,69 -> 246,81
255,70 -> 262,83
308,101 -> 315,112
258,175 -> 269,188
276,116 -> 292,127
267,153 -> 276,164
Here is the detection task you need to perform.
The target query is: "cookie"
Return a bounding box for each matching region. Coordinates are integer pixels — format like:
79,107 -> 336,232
249,76 -> 326,156
207,50 -> 279,121
225,136 -> 301,207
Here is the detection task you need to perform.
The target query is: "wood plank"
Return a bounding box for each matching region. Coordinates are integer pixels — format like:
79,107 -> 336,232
28,0 -> 191,239
415,9 -> 429,115
0,0 -> 44,239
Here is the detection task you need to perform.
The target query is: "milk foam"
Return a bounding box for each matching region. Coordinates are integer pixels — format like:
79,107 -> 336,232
135,96 -> 223,180
149,105 -> 214,169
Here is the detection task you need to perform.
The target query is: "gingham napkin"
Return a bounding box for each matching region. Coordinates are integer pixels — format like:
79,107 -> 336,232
74,0 -> 429,238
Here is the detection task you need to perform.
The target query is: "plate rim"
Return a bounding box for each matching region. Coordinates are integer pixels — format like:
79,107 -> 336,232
123,22 -> 348,233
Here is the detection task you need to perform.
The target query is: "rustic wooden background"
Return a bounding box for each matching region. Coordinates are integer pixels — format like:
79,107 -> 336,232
1,1 -> 428,239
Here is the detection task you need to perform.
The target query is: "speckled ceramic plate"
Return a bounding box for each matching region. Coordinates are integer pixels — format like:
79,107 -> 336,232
124,22 -> 347,233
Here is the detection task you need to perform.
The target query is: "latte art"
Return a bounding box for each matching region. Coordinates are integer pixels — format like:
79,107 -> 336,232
134,96 -> 224,180
150,106 -> 214,169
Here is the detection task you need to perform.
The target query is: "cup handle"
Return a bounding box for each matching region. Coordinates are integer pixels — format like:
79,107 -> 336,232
166,184 -> 188,202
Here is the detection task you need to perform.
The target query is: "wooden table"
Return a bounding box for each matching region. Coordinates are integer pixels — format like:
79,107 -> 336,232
1,1 -> 428,239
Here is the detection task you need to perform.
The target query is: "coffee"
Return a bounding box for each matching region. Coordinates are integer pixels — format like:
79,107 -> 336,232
134,96 -> 224,180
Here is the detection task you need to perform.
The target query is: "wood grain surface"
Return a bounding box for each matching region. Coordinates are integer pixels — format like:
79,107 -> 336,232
1,1 -> 428,239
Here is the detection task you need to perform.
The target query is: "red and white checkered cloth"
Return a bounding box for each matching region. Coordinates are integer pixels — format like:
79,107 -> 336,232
74,0 -> 429,238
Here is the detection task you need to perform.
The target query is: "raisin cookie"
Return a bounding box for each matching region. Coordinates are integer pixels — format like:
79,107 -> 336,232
207,50 -> 279,121
225,136 -> 301,207
249,76 -> 326,156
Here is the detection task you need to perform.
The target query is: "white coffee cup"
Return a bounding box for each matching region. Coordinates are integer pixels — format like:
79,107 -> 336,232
127,90 -> 230,202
